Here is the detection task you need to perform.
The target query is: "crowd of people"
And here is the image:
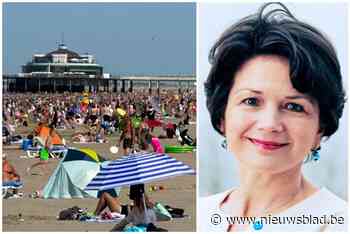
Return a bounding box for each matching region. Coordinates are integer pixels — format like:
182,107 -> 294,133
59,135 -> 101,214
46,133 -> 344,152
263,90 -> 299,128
3,89 -> 196,151
3,88 -> 196,231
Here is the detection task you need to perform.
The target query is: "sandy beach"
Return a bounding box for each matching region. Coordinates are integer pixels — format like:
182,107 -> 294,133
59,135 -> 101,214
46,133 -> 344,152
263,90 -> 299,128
3,123 -> 196,232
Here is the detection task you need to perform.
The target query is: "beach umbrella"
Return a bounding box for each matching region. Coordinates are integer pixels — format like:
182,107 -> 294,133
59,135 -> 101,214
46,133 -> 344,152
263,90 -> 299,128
85,152 -> 195,191
42,148 -> 109,199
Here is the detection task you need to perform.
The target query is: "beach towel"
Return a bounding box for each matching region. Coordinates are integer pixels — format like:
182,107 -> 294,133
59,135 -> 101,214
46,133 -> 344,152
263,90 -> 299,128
80,212 -> 125,223
9,135 -> 23,144
3,180 -> 23,198
3,180 -> 23,188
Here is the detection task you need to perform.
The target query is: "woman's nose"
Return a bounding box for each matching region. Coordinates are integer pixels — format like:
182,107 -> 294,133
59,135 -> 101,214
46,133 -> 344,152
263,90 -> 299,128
256,106 -> 284,133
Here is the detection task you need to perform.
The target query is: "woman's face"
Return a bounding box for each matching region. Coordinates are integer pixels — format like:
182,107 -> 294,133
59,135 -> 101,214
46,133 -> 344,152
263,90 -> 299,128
223,55 -> 322,173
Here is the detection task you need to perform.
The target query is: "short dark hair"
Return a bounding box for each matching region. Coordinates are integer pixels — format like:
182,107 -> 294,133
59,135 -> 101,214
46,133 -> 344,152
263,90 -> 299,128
205,2 -> 346,138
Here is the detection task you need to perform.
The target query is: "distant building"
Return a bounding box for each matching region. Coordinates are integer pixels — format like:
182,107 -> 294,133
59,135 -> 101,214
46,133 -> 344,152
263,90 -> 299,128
3,43 -> 196,93
21,43 -> 103,77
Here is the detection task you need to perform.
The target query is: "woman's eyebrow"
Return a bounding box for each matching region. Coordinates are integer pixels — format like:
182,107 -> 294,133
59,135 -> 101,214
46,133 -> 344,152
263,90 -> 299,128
285,95 -> 316,104
232,89 -> 262,95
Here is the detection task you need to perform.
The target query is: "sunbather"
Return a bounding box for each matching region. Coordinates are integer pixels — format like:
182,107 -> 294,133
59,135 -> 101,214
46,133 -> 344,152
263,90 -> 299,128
3,155 -> 23,196
33,123 -> 64,146
2,122 -> 19,145
94,189 -> 122,216
72,132 -> 94,143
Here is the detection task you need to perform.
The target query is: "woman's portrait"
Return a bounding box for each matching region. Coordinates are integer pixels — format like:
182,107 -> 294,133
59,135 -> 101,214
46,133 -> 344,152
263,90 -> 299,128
198,2 -> 347,231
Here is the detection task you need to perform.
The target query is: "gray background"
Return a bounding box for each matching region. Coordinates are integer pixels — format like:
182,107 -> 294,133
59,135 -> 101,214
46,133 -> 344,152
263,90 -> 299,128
198,2 -> 348,200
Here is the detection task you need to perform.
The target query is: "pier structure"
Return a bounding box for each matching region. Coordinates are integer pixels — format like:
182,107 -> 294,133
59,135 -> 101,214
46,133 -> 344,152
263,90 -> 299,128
2,74 -> 196,93
5,42 -> 195,93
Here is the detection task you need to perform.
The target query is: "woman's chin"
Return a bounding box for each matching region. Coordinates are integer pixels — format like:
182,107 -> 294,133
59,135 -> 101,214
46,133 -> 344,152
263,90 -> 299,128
238,154 -> 297,173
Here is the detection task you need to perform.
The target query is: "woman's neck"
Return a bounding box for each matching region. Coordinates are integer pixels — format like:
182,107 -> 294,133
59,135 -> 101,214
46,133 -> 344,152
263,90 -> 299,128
226,163 -> 318,217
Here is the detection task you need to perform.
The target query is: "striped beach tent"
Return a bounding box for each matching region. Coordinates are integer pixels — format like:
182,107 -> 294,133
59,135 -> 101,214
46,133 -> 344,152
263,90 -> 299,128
85,152 -> 195,191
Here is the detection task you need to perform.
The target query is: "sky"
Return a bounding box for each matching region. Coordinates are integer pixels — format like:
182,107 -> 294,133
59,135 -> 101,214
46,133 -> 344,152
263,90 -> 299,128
3,3 -> 196,76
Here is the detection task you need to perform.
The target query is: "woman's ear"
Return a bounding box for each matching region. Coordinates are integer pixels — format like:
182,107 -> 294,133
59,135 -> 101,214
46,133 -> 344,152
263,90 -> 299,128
317,123 -> 325,136
313,131 -> 323,150
219,118 -> 225,135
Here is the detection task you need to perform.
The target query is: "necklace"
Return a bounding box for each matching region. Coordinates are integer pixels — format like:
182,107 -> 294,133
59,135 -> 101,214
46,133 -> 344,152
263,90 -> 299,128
225,189 -> 303,232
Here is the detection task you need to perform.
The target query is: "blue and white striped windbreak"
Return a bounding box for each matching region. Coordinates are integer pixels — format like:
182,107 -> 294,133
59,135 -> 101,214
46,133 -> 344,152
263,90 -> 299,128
85,152 -> 195,191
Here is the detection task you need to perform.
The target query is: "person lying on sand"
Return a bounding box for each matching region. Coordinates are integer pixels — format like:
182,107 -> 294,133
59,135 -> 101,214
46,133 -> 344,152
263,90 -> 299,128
94,189 -> 122,216
3,154 -> 23,196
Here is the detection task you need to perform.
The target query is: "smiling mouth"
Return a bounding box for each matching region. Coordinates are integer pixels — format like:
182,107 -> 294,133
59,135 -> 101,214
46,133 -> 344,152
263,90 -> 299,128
248,138 -> 289,151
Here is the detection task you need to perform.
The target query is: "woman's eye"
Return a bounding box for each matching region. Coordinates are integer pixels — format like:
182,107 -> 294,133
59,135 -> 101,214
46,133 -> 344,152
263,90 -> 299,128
242,97 -> 259,106
285,103 -> 305,112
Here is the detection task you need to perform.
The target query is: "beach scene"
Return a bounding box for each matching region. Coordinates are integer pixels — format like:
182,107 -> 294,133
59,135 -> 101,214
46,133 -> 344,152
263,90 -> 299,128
3,3 -> 196,232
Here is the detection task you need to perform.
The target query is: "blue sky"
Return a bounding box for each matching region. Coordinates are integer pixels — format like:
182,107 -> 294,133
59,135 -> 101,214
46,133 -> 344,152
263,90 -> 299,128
3,3 -> 196,76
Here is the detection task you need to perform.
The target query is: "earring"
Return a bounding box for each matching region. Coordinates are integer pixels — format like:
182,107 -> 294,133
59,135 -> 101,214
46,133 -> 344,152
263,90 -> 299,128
221,138 -> 227,149
304,147 -> 321,163
311,149 -> 320,162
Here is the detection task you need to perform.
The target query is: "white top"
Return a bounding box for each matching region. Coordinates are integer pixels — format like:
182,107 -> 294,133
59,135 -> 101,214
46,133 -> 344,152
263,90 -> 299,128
198,187 -> 347,232
126,207 -> 157,226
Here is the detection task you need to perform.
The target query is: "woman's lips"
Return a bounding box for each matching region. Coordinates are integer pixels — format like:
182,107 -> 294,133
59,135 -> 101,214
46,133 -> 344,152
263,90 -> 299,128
248,138 -> 289,151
